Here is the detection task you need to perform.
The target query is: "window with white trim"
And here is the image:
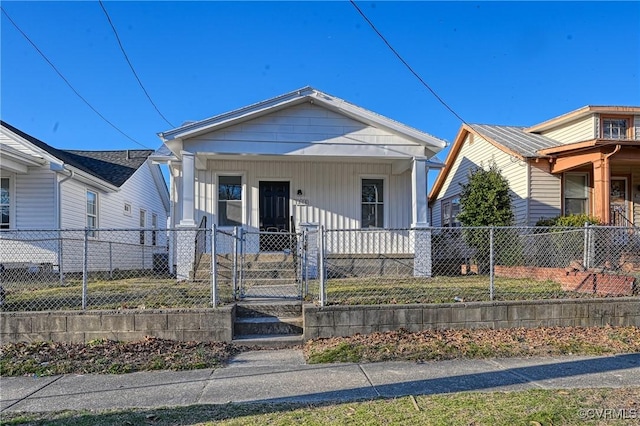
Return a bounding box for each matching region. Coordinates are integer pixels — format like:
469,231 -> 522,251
361,178 -> 384,228
1,177 -> 11,229
86,190 -> 98,237
564,173 -> 589,215
441,196 -> 461,227
218,176 -> 242,227
139,209 -> 146,245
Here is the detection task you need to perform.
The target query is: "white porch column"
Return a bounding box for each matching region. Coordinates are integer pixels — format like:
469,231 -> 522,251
411,157 -> 429,227
176,151 -> 196,280
180,150 -> 196,227
411,157 -> 432,277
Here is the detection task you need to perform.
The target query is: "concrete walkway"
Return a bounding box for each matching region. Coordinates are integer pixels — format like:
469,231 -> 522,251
1,351 -> 639,413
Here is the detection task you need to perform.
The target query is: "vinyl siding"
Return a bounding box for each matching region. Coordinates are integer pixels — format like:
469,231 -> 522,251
432,133 -> 529,226
192,158 -> 411,231
0,132 -> 46,158
14,167 -> 56,229
634,115 -> 640,140
539,115 -> 596,144
529,161 -> 561,225
187,103 -> 426,158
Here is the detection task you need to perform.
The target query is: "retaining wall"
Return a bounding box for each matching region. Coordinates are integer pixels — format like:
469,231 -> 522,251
0,307 -> 234,344
303,298 -> 640,339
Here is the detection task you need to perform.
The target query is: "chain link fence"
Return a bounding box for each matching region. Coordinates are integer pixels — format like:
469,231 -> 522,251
0,228 -> 213,311
319,225 -> 640,305
1,225 -> 638,311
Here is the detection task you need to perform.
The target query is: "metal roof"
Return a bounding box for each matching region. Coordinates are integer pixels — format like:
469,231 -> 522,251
469,124 -> 560,158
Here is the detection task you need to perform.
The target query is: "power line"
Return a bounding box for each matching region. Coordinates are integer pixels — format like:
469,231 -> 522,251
1,7 -> 151,149
98,0 -> 174,128
349,1 -> 468,125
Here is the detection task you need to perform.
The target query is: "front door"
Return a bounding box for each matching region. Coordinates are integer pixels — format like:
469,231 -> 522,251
259,181 -> 290,250
610,177 -> 629,225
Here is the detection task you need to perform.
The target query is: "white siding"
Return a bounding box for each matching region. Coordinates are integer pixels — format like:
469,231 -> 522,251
57,162 -> 168,272
191,158 -> 411,231
433,133 -> 529,226
539,115 -> 596,144
0,132 -> 46,159
14,167 -> 56,229
187,103 -> 426,158
528,161 -> 561,225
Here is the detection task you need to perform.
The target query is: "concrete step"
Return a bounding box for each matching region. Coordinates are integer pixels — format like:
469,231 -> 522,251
231,334 -> 303,348
236,301 -> 302,318
234,316 -> 303,336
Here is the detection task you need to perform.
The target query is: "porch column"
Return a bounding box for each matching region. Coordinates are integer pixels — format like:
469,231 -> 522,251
411,157 -> 429,226
180,150 -> 196,226
177,150 -> 196,280
411,157 -> 432,277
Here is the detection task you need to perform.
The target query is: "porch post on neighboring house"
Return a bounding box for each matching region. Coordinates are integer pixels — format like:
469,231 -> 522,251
176,150 -> 197,280
412,157 -> 432,277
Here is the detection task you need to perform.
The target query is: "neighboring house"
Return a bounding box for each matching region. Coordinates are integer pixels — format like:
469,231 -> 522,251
0,121 -> 170,273
152,87 -> 446,279
429,106 -> 640,227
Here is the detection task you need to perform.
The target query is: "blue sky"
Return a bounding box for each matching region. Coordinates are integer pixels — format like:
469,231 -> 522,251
2,1 -> 639,182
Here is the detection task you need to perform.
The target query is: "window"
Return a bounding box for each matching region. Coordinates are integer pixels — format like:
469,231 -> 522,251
601,117 -> 630,139
1,177 -> 10,229
564,173 -> 589,215
442,197 -> 461,227
86,190 -> 98,237
139,209 -> 146,245
218,176 -> 242,226
151,213 -> 158,246
361,179 -> 384,228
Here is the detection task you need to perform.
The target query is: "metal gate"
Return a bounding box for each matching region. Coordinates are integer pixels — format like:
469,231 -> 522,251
212,227 -> 317,301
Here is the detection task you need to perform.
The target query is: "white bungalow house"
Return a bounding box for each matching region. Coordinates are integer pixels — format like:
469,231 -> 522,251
0,121 -> 170,274
429,106 -> 640,227
152,87 -> 447,279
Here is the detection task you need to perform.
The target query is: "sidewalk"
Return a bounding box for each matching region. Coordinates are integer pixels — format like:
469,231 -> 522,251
2,351 -> 639,413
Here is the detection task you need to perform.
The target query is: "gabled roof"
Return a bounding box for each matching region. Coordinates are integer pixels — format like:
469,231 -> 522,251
1,120 -> 153,188
428,123 -> 560,202
158,86 -> 447,154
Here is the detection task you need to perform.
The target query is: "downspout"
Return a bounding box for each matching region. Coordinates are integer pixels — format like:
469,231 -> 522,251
602,145 -> 621,224
56,166 -> 74,280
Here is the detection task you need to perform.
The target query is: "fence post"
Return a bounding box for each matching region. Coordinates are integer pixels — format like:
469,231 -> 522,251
82,228 -> 89,310
238,227 -> 244,293
319,225 -> 326,307
583,222 -> 589,269
302,229 -> 308,298
232,226 -> 239,300
211,224 -> 217,308
489,226 -> 494,301
109,241 -> 113,279
58,231 -> 64,286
